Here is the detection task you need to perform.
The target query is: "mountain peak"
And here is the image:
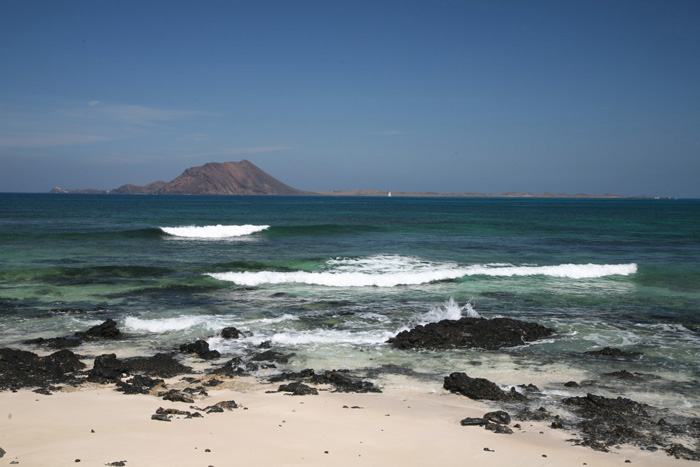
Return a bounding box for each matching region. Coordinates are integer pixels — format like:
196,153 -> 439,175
158,160 -> 310,195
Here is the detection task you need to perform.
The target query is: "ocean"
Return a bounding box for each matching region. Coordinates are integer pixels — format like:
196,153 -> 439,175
1,193 -> 699,416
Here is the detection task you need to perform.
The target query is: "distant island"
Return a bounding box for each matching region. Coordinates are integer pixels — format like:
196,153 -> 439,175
50,160 -> 646,198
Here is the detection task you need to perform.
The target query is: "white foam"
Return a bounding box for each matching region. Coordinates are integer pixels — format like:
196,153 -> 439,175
267,329 -> 396,346
160,224 -> 269,239
463,263 -> 638,279
207,255 -> 638,287
124,316 -> 217,333
421,297 -> 481,324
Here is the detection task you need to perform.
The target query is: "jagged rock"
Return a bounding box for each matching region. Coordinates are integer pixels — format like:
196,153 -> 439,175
269,369 -> 316,383
127,353 -> 193,378
160,390 -> 194,404
87,354 -> 130,383
115,375 -> 164,395
516,406 -> 553,421
562,393 -> 661,451
155,407 -> 191,416
220,327 -> 248,339
484,411 -> 511,425
208,357 -> 259,377
0,348 -> 85,391
82,319 -> 121,340
0,446 -> 6,458
204,400 -> 238,413
250,350 -> 291,365
602,370 -> 646,380
179,340 -> 220,360
267,368 -> 379,393
584,347 -> 642,359
460,417 -> 487,426
485,422 -> 513,434
666,444 -> 700,461
151,414 -> 171,422
443,372 -> 527,402
25,319 -> 121,349
311,370 -> 381,393
278,381 -> 318,395
387,317 -> 554,350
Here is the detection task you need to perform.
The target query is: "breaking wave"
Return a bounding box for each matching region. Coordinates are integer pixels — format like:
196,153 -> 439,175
206,255 -> 638,288
160,224 -> 270,239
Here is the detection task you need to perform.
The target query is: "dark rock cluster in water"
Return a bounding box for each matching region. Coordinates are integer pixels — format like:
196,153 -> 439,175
24,319 -> 121,349
387,317 -> 554,350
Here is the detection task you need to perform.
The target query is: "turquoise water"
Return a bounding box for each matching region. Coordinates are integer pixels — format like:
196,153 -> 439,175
1,194 -> 699,412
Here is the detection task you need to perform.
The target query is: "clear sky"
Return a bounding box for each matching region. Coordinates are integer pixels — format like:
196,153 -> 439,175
1,0 -> 699,197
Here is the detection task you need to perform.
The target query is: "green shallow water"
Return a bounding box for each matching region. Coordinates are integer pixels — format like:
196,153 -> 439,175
1,193 -> 699,414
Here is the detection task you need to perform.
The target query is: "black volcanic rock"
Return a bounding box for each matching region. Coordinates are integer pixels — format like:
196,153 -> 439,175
179,340 -> 221,360
388,317 -> 554,350
443,372 -> 527,402
562,393 -> 662,451
220,327 -> 248,339
278,381 -> 319,395
584,347 -> 642,359
25,319 -> 121,349
0,348 -> 85,391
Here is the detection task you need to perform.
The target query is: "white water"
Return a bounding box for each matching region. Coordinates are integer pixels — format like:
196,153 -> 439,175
420,297 -> 480,324
124,316 -> 219,333
207,255 -> 638,287
160,224 -> 269,238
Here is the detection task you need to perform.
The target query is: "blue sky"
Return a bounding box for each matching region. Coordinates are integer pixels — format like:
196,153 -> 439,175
1,0 -> 699,196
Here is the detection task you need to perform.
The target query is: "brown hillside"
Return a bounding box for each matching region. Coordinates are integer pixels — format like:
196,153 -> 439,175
158,160 -> 310,195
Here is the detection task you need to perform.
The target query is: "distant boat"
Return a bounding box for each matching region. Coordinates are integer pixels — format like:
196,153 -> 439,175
388,191 -> 392,197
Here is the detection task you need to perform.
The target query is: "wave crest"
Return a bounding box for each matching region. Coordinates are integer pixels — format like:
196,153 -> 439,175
160,224 -> 269,239
207,255 -> 638,288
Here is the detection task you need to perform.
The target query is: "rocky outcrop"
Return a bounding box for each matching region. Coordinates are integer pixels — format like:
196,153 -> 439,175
388,317 -> 554,350
443,372 -> 528,402
0,348 -> 85,391
25,319 -> 122,349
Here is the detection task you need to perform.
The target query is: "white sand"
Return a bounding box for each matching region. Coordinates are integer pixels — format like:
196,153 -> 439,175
0,379 -> 695,467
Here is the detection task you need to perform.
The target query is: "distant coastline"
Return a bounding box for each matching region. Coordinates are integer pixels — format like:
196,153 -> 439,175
48,159 -> 657,199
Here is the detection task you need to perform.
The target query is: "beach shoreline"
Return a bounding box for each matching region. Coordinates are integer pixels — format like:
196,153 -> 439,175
0,377 -> 695,467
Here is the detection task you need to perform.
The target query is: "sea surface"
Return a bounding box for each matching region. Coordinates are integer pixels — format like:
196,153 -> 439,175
1,194 -> 699,415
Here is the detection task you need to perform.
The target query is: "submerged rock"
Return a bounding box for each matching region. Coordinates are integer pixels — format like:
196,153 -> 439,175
584,347 -> 642,359
443,372 -> 527,402
25,319 -> 122,349
387,317 -> 554,350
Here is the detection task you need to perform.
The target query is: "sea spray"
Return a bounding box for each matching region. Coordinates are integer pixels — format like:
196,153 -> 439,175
421,297 -> 481,324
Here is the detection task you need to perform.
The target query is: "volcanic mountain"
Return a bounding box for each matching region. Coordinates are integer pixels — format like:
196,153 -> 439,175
156,160 -> 310,195
51,160 -> 312,195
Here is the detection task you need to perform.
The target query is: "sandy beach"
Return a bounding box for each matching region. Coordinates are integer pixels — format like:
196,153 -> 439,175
0,377 -> 694,467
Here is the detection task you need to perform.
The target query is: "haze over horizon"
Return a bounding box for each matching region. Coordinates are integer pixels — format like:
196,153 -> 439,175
1,1 -> 699,197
